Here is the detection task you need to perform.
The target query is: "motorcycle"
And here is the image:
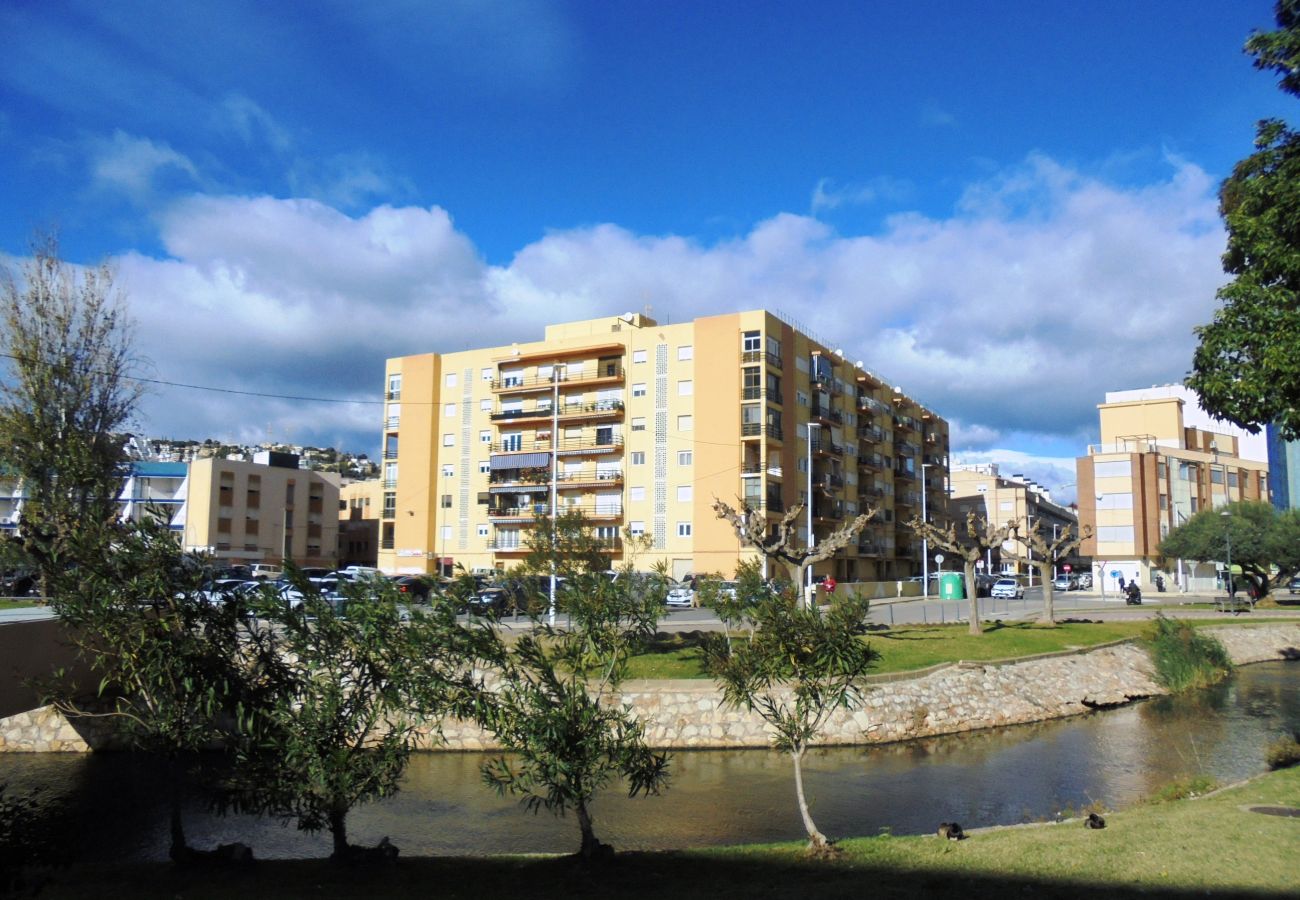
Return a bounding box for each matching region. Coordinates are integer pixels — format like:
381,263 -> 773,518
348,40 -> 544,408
1125,582 -> 1142,605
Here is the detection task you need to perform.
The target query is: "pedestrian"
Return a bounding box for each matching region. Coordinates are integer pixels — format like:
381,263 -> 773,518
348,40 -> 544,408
1117,574 -> 1126,592
823,575 -> 837,596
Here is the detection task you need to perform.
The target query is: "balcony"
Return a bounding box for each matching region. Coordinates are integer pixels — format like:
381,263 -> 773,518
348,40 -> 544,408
896,491 -> 921,508
491,367 -> 624,394
492,399 -> 624,423
488,502 -> 624,521
859,452 -> 884,471
893,414 -> 919,432
811,403 -> 843,425
896,442 -> 917,458
380,537 -> 395,550
741,349 -> 783,370
811,437 -> 843,457
858,395 -> 888,416
818,473 -> 844,491
813,501 -> 844,521
385,390 -> 401,401
858,424 -> 884,443
857,540 -> 882,556
382,508 -> 395,520
492,434 -> 624,455
741,423 -> 784,441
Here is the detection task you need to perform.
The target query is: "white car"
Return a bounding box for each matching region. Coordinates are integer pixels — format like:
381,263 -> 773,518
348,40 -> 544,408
665,583 -> 695,607
990,578 -> 1024,599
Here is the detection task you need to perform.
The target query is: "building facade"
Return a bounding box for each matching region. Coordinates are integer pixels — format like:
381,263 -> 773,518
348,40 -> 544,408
1076,390 -> 1270,593
177,452 -> 340,569
948,464 -> 1082,582
338,479 -> 383,568
379,310 -> 949,582
1266,424 -> 1299,511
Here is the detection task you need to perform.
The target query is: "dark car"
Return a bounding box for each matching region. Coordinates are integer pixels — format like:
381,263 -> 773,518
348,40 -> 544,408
0,568 -> 37,597
1290,575 -> 1300,595
393,574 -> 434,601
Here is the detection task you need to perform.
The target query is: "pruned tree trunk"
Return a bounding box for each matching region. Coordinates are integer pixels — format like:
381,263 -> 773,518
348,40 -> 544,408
791,747 -> 829,850
1035,560 -> 1056,624
329,807 -> 350,860
962,560 -> 981,635
167,757 -> 190,862
576,798 -> 604,859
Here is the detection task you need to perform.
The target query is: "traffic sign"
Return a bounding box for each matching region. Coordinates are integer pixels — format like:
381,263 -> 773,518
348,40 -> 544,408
975,560 -> 985,569
1063,564 -> 1072,572
934,553 -> 945,565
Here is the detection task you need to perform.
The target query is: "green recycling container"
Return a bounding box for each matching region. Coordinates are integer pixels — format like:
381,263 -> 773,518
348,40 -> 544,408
939,572 -> 965,600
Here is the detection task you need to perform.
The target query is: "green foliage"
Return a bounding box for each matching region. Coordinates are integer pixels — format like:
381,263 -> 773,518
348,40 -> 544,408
701,587 -> 877,849
1143,615 -> 1234,693
0,235 -> 142,589
229,572 -> 491,859
1265,733 -> 1300,770
482,515 -> 670,859
1188,5 -> 1300,438
1158,501 -> 1300,594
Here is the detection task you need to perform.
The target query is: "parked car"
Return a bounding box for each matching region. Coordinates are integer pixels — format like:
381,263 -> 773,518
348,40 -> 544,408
665,581 -> 695,607
249,564 -> 282,580
1077,573 -> 1094,590
392,574 -> 434,601
1289,575 -> 1300,595
1052,574 -> 1079,591
0,568 -> 36,597
974,573 -> 998,597
991,578 -> 1024,600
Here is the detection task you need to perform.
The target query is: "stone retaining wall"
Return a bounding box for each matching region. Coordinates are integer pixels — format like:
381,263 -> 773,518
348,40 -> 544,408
5,623 -> 1298,754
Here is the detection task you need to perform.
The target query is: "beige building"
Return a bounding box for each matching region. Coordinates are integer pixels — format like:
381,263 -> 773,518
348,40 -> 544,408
179,451 -> 339,569
1076,389 -> 1269,593
949,464 -> 1082,582
338,479 -> 383,567
379,310 -> 949,582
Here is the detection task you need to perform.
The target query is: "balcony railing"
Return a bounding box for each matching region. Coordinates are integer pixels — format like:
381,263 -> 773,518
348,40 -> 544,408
491,434 -> 624,454
382,509 -> 395,520
858,452 -> 884,470
740,423 -> 784,440
811,403 -> 843,424
380,537 -> 395,550
488,502 -> 624,520
741,349 -> 783,370
385,390 -> 400,401
893,414 -> 919,432
818,473 -> 844,491
813,502 -> 844,520
811,437 -> 843,457
491,368 -> 624,392
858,424 -> 884,443
383,449 -> 398,460
492,399 -> 624,421
896,442 -> 917,457
742,385 -> 762,400
858,395 -> 888,416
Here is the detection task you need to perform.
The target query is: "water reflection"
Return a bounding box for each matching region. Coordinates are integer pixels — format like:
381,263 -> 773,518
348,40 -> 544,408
6,661 -> 1297,861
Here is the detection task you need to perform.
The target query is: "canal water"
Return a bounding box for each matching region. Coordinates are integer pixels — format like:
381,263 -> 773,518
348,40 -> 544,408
5,661 -> 1298,860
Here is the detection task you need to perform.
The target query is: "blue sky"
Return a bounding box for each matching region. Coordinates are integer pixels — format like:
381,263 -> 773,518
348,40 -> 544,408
0,1 -> 1288,498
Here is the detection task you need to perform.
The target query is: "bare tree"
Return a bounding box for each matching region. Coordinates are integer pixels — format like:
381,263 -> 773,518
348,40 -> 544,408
0,234 -> 141,594
907,513 -> 1018,635
1002,519 -> 1094,625
713,498 -> 875,607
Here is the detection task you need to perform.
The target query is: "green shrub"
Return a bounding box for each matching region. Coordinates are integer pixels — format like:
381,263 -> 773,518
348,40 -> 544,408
1265,734 -> 1300,770
1144,614 -> 1234,692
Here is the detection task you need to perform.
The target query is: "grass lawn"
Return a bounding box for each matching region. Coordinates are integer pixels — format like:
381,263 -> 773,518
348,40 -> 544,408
626,620 -> 1161,680
0,598 -> 41,610
31,765 -> 1300,899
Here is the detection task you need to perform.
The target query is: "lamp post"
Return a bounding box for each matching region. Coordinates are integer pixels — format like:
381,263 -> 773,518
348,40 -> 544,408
1221,508 -> 1233,600
807,423 -> 820,601
921,462 -> 930,599
548,364 -> 562,626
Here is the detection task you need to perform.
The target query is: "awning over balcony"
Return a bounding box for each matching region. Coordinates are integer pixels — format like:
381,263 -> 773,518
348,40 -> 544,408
490,451 -> 551,470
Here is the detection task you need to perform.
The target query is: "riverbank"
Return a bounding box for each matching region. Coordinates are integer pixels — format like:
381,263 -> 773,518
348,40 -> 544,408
4,621 -> 1298,753
24,764 -> 1300,899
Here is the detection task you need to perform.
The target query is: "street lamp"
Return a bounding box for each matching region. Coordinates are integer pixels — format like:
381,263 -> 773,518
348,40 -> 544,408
548,363 -> 563,625
807,422 -> 820,599
1221,508 -> 1234,600
921,462 -> 930,599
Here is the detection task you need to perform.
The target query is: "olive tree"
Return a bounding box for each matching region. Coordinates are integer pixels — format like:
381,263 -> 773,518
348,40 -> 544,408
481,515 -> 670,860
701,589 -> 877,853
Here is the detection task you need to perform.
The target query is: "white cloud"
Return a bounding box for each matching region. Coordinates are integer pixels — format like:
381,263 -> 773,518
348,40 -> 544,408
89,130 -> 201,203
217,94 -> 292,154
99,153 -> 1227,460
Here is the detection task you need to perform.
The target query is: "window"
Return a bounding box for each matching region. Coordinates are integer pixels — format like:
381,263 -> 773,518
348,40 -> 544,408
384,462 -> 397,485
482,367 -> 493,381
441,494 -> 452,509
630,451 -> 646,465
1211,468 -> 1224,485
445,372 -> 458,388
677,415 -> 693,431
1096,525 -> 1135,543
677,522 -> 692,537
477,524 -> 489,537
766,372 -> 781,398
632,382 -> 647,397
796,390 -> 808,407
678,450 -> 692,466
630,486 -> 646,502
632,417 -> 646,431
629,520 -> 646,536
386,403 -> 400,429
1228,471 -> 1239,487
440,525 -> 453,542
501,432 -> 522,452
742,330 -> 760,352
678,345 -> 693,361
633,349 -> 647,364
443,434 -> 455,447
1157,461 -> 1167,479
743,367 -> 761,399
386,373 -> 402,399
1158,494 -> 1168,510
678,379 -> 693,396
444,403 -> 456,418
677,485 -> 692,502
478,461 -> 491,474
1097,492 -> 1134,510
441,464 -> 454,477
1094,460 -> 1132,478
480,399 -> 492,412
480,429 -> 492,443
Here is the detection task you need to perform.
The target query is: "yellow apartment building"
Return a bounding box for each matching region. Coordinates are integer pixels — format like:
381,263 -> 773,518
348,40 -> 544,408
378,311 -> 949,582
338,479 -> 383,567
949,464 -> 1083,582
179,452 -> 340,569
1076,388 -> 1269,593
